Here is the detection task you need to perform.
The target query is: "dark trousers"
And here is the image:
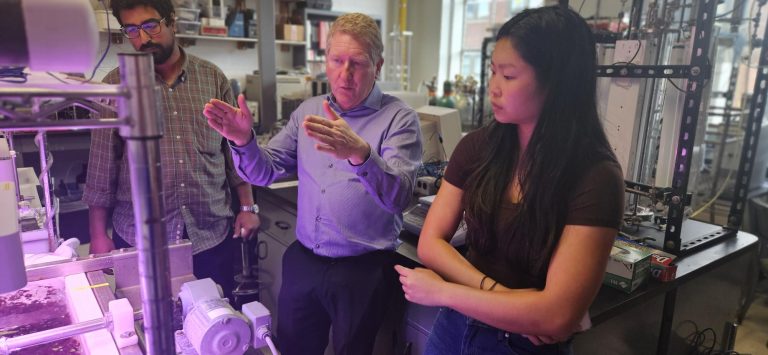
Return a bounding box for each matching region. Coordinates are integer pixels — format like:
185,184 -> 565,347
276,241 -> 398,355
112,228 -> 237,302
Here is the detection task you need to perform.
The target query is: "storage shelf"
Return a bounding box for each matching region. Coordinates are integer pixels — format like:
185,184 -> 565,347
99,30 -> 259,43
177,33 -> 258,42
275,40 -> 306,46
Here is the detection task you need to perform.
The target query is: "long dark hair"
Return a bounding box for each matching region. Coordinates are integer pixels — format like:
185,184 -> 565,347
463,6 -> 616,279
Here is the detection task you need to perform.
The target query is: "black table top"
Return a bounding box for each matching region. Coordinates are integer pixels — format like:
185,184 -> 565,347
395,227 -> 759,326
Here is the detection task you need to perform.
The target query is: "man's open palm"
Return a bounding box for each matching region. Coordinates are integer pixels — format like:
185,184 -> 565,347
204,94 -> 254,146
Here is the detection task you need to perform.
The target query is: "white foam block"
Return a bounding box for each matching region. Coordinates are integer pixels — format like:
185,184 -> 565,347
109,298 -> 138,348
64,273 -> 119,355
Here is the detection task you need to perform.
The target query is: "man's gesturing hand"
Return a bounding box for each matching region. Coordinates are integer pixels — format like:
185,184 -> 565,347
303,100 -> 371,165
204,94 -> 255,146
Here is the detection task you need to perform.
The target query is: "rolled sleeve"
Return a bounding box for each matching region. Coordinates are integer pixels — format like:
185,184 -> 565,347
230,112 -> 300,185
82,127 -> 122,208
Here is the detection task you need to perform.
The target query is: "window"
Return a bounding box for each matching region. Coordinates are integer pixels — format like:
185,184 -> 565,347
510,0 -> 537,13
458,0 -> 543,81
460,51 -> 482,79
466,0 -> 491,20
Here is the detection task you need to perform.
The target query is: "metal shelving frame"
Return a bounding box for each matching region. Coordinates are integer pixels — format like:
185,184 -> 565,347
0,53 -> 174,355
598,0 -> 767,257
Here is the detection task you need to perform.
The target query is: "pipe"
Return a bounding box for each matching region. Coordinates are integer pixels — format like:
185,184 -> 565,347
0,317 -> 108,355
34,131 -> 57,251
118,53 -> 174,355
5,134 -> 21,204
0,119 -> 124,132
0,87 -> 125,99
400,0 -> 408,90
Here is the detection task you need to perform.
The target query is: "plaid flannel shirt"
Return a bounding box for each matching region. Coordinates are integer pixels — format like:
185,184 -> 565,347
83,49 -> 244,254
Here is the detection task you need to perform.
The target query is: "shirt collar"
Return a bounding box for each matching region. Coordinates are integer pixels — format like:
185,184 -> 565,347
327,83 -> 383,115
155,45 -> 188,88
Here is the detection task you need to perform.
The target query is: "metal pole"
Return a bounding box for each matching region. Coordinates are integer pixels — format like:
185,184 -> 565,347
118,53 -> 174,355
665,0 -> 717,254
241,238 -> 252,278
728,1 -> 768,229
628,0 -> 645,39
35,131 -> 56,251
656,288 -> 677,355
0,119 -> 124,132
476,37 -> 494,128
255,0 -> 276,134
5,134 -> 21,204
0,317 -> 108,355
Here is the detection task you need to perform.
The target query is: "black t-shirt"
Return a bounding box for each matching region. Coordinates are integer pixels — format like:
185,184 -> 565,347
443,129 -> 625,289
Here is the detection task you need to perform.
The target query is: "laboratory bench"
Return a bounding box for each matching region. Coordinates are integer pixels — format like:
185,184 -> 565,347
253,185 -> 760,355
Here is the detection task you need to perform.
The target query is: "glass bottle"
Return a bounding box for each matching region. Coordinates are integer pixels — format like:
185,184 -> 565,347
436,80 -> 455,108
425,77 -> 438,106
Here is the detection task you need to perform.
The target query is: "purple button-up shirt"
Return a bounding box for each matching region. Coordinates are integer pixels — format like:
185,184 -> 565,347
230,84 -> 422,257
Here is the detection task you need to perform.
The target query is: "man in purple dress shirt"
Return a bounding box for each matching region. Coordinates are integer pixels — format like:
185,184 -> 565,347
203,13 -> 422,355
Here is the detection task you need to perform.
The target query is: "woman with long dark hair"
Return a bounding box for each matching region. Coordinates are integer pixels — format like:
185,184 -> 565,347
395,5 -> 625,354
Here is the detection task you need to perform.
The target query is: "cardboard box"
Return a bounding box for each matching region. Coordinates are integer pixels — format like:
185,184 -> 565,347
278,24 -> 305,42
603,239 -> 653,293
617,237 -> 678,282
200,25 -> 228,37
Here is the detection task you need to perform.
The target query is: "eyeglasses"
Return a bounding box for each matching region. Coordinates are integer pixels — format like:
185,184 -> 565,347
121,18 -> 166,39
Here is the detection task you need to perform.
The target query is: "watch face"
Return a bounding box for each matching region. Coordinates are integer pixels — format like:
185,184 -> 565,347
242,204 -> 258,213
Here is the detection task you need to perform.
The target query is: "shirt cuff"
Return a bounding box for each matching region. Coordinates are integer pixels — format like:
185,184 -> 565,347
347,149 -> 385,180
81,189 -> 116,208
227,129 -> 256,149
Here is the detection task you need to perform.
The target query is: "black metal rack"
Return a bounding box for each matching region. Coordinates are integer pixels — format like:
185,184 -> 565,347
597,0 -> 767,256
476,1 -> 766,257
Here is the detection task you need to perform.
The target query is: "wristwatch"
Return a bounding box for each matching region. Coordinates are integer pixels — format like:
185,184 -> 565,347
240,203 -> 259,214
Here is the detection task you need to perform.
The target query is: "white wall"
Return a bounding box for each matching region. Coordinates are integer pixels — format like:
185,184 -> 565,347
401,0 -> 444,92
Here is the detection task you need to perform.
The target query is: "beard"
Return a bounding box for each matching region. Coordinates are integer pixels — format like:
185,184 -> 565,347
139,41 -> 174,65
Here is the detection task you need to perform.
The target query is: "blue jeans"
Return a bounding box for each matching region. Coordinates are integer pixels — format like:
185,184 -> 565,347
425,307 -> 574,355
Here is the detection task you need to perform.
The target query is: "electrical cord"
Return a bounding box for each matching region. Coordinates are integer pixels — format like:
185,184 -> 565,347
679,319 -> 744,355
611,39 -> 642,66
47,0 -> 111,85
84,0 -> 112,83
578,0 -> 587,14
690,169 -> 734,218
0,67 -> 28,84
255,325 -> 279,355
265,335 -> 278,355
34,131 -> 60,243
681,321 -> 714,355
46,71 -> 73,84
607,40 -> 642,90
667,78 -> 687,93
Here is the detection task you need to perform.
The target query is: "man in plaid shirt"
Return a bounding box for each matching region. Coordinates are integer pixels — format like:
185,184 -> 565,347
83,0 -> 260,302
